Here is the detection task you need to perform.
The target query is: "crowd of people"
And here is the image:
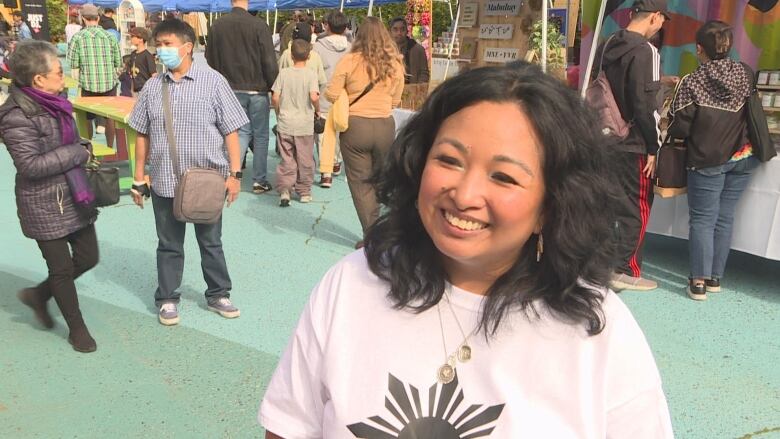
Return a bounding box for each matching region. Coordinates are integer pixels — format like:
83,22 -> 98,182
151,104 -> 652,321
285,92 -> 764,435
0,0 -> 771,435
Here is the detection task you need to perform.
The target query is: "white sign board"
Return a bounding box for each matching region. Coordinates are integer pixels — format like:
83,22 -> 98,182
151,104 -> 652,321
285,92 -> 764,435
484,0 -> 522,16
484,48 -> 520,63
431,57 -> 461,82
459,3 -> 479,28
479,24 -> 514,40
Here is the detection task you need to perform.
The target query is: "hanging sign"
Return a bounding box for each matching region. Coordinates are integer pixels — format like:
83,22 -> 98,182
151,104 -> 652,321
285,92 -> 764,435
479,24 -> 514,40
484,0 -> 522,16
459,3 -> 479,28
21,0 -> 51,42
484,48 -> 520,63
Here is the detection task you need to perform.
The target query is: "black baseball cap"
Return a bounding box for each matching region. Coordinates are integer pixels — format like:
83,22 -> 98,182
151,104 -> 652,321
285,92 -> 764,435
632,0 -> 671,20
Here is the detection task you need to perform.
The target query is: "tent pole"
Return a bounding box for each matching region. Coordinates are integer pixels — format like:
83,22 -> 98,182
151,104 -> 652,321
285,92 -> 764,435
267,10 -> 270,25
448,0 -> 454,21
580,0 -> 607,99
368,0 -> 375,17
443,2 -> 461,80
274,9 -> 278,34
340,0 -> 345,12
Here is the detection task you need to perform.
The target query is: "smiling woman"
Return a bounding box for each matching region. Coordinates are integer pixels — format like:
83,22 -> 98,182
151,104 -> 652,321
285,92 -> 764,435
259,62 -> 674,438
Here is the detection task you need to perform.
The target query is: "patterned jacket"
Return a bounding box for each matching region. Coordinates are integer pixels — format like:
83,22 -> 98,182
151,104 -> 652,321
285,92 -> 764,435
668,59 -> 753,169
0,87 -> 96,241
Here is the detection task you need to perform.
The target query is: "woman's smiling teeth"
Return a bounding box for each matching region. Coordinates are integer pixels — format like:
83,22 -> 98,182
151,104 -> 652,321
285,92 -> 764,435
443,211 -> 488,231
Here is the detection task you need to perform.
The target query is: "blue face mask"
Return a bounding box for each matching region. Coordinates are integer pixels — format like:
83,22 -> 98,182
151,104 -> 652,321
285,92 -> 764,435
157,46 -> 183,70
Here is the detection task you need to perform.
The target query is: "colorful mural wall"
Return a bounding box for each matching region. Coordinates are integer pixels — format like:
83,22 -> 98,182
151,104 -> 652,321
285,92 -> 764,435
582,0 -> 780,77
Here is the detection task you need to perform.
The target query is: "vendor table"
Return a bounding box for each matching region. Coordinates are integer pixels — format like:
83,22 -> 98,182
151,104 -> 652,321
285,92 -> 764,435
71,96 -> 137,190
393,108 -> 416,135
648,157 -> 780,261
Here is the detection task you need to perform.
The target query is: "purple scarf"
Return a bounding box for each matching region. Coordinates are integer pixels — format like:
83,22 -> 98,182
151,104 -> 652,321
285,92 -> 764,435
21,87 -> 95,207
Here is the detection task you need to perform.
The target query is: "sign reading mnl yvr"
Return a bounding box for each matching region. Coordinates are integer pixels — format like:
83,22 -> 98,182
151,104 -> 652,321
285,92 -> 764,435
484,0 -> 522,16
484,48 -> 520,63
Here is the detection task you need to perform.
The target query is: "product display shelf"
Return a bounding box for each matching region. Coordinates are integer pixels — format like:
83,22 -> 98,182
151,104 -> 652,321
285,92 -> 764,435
758,83 -> 780,135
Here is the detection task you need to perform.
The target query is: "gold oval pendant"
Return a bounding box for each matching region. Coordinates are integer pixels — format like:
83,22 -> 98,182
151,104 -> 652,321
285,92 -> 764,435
437,364 -> 455,384
458,345 -> 472,363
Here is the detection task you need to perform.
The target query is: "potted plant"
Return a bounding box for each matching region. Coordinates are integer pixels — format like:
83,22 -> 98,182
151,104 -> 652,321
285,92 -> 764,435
527,19 -> 566,80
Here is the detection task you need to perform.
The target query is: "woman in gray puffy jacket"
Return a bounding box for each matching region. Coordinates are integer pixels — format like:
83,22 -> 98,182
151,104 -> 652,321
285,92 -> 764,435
0,40 -> 98,352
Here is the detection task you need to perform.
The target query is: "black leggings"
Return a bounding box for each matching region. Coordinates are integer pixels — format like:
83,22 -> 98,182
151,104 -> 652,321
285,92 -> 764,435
35,225 -> 99,326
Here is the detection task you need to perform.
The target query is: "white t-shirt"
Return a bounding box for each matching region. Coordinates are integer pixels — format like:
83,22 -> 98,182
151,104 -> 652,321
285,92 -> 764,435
259,251 -> 674,438
65,24 -> 82,44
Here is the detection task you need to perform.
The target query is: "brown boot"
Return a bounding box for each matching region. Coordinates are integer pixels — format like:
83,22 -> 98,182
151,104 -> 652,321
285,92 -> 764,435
67,325 -> 97,353
17,288 -> 54,329
62,311 -> 96,353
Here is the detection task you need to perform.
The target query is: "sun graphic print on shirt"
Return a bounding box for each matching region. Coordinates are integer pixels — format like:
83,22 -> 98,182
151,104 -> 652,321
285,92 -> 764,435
347,372 -> 505,438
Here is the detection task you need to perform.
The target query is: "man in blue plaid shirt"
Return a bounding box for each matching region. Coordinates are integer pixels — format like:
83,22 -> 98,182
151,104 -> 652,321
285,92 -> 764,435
129,19 -> 248,326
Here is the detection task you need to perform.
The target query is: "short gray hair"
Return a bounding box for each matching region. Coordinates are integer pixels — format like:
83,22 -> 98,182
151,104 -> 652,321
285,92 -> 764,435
8,40 -> 59,88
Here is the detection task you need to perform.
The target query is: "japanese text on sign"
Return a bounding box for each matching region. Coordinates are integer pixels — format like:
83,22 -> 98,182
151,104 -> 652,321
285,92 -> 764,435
479,24 -> 514,40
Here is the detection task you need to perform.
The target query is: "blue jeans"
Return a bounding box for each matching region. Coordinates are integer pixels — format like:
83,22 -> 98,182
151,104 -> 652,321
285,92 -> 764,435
235,92 -> 271,184
151,193 -> 232,307
687,156 -> 758,279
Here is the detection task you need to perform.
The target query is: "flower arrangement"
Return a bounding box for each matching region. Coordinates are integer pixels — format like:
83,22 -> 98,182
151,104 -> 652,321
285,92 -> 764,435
406,0 -> 432,57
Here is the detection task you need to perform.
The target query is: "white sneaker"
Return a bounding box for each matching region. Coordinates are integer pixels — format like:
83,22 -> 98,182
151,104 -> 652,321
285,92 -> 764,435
610,273 -> 658,292
95,125 -> 105,134
279,191 -> 291,207
207,297 -> 240,319
300,195 -> 312,203
158,302 -> 179,326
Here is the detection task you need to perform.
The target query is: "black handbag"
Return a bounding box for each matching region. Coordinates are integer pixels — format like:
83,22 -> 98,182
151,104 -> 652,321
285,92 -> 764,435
314,114 -> 326,134
85,158 -> 120,207
742,62 -> 777,162
654,136 -> 688,198
745,89 -> 777,162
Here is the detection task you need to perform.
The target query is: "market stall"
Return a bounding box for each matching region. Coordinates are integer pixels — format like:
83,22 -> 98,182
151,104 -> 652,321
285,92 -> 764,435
648,157 -> 780,261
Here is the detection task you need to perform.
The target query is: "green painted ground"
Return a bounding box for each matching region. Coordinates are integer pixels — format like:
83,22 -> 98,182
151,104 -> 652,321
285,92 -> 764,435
1,135 -> 778,438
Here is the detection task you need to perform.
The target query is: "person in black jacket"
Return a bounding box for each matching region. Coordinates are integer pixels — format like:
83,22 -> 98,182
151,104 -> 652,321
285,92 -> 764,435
206,0 -> 279,194
0,41 -> 98,353
667,21 -> 757,301
389,17 -> 430,84
599,0 -> 669,292
99,8 -> 117,31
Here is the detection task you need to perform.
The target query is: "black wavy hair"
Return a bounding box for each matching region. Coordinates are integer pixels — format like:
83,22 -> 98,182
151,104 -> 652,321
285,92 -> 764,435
364,62 -> 618,337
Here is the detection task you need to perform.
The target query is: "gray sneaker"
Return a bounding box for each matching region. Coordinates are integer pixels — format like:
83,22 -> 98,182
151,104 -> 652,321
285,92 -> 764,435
207,297 -> 240,319
610,273 -> 658,292
159,302 -> 179,326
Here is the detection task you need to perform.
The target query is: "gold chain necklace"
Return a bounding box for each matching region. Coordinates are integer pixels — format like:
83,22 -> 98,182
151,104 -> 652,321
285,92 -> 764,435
436,286 -> 474,384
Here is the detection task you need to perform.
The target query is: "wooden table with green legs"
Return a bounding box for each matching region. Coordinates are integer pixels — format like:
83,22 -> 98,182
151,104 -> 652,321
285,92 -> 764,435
71,96 -> 138,190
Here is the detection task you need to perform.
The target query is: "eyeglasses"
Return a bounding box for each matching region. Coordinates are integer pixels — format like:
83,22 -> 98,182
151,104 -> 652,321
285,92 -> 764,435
43,69 -> 64,78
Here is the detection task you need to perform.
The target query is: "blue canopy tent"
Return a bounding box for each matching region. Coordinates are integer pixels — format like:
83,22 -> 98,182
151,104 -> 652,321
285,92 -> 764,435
67,0 -> 177,12
271,0 -> 403,9
173,0 -> 270,12
67,0 -> 270,12
67,0 -> 404,13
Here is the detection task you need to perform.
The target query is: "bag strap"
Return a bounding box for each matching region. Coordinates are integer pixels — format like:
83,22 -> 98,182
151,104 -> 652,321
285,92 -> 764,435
595,34 -> 616,78
349,82 -> 374,107
161,77 -> 181,183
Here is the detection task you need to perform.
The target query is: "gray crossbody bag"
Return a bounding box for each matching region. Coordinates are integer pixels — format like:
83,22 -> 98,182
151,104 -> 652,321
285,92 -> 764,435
161,78 -> 226,224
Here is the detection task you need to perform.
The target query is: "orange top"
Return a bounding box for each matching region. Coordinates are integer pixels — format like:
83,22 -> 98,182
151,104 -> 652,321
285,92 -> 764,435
325,53 -> 404,119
